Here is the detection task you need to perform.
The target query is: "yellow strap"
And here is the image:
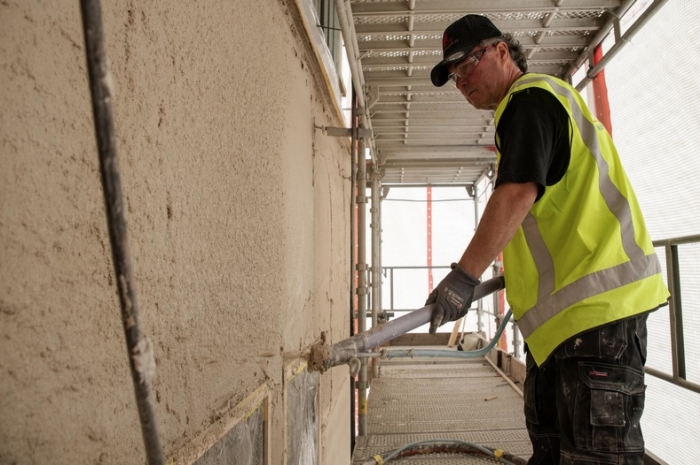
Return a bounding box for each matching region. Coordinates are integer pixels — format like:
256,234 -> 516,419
494,449 -> 505,459
372,454 -> 385,465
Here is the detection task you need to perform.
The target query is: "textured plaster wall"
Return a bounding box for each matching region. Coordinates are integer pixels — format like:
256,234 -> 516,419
0,1 -> 351,464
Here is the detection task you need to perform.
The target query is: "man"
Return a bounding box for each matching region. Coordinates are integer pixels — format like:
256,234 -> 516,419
425,14 -> 669,465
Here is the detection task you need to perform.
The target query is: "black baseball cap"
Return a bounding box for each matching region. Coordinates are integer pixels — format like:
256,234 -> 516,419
431,15 -> 502,87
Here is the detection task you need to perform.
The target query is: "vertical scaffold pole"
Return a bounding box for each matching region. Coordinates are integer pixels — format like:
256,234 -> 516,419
370,170 -> 382,379
356,137 -> 368,436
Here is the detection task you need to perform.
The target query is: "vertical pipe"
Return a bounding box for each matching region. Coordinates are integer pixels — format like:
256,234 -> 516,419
426,186 -> 434,294
665,243 -> 679,381
79,2 -> 164,464
357,138 -> 368,436
666,244 -> 686,380
671,245 -> 686,380
473,186 -> 484,333
334,0 -> 378,163
370,171 -> 382,379
390,268 -> 394,312
349,89 -> 358,451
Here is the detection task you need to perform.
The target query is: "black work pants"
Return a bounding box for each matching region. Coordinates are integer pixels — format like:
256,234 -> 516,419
524,313 -> 649,465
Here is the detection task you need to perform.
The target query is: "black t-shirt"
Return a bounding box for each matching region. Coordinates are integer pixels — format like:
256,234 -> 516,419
494,85 -> 571,201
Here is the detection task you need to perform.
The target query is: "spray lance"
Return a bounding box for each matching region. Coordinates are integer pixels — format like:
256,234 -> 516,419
307,276 -> 505,374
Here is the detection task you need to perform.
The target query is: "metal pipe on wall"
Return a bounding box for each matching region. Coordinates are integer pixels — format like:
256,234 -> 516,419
349,88 -> 358,452
79,1 -> 164,463
356,138 -> 369,436
334,0 -> 378,164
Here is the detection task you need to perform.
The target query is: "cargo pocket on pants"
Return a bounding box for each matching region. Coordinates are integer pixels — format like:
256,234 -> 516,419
524,352 -> 540,426
574,362 -> 646,454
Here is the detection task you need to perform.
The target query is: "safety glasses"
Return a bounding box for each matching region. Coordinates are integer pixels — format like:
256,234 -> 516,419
447,45 -> 495,84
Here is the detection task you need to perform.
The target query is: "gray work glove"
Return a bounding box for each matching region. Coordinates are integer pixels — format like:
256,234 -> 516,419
425,263 -> 480,335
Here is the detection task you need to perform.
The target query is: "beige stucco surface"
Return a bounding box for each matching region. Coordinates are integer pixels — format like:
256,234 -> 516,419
0,1 -> 351,463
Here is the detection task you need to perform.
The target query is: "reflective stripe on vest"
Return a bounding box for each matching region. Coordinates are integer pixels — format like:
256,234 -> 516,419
502,74 -> 662,339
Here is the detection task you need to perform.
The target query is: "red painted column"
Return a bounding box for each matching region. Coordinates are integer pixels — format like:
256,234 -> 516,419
592,45 -> 613,137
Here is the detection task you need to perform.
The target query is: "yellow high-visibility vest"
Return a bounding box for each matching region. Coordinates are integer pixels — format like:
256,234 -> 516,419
494,73 -> 669,365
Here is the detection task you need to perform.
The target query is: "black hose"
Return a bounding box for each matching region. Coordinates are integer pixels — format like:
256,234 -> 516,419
366,439 -> 528,465
79,2 -> 164,464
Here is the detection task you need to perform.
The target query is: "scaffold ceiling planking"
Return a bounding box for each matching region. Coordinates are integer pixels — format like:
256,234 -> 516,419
347,0 -> 654,187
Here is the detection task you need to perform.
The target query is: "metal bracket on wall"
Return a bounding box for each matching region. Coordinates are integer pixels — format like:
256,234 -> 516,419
319,126 -> 373,139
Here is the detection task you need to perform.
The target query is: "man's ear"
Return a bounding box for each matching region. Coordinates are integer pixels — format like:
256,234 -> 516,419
495,42 -> 510,62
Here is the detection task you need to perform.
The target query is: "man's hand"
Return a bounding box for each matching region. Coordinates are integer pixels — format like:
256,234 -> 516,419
425,263 -> 480,334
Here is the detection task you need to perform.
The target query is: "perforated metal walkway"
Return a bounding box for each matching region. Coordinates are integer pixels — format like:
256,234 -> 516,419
352,350 -> 532,464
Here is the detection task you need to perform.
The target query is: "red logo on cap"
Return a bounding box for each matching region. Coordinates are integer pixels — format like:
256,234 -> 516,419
442,33 -> 457,51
